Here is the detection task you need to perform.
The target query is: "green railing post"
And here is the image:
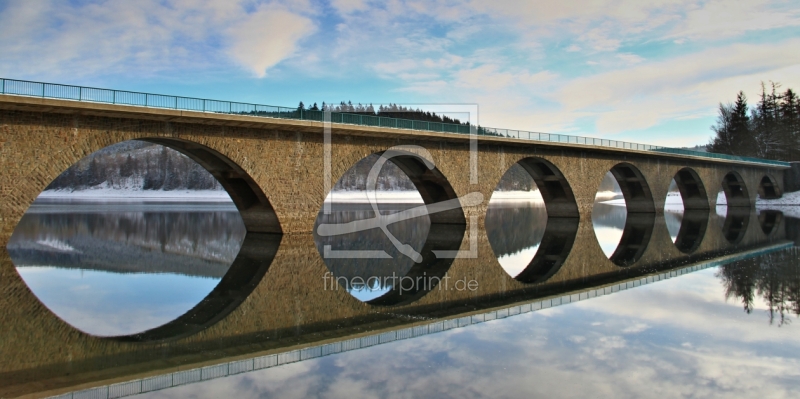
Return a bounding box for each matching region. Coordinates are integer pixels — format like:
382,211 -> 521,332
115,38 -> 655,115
112,90 -> 116,104
1,78 -> 4,94
79,87 -> 82,101
174,96 -> 177,109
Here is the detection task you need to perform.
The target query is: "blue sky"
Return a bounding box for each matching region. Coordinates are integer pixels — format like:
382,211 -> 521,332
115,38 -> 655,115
1,0 -> 799,147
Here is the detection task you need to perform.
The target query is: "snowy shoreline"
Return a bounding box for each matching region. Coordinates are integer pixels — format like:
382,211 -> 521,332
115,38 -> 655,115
38,188 -> 233,202
37,188 -> 800,208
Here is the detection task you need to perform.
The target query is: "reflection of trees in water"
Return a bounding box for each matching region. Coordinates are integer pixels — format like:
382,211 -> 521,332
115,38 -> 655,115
8,210 -> 246,277
485,203 -> 547,257
314,206 -> 431,287
718,247 -> 800,326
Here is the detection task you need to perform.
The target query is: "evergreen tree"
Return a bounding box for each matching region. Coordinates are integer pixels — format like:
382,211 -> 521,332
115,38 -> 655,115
120,154 -> 135,178
86,157 -> 105,186
709,91 -> 756,157
780,88 -> 800,160
752,82 -> 784,159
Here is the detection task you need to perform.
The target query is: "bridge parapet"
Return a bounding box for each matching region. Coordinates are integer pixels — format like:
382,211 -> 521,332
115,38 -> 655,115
0,78 -> 790,168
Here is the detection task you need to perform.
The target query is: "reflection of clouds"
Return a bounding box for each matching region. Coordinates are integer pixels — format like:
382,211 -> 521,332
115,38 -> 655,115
594,226 -> 624,257
17,267 -> 219,336
592,202 -> 627,258
497,244 -> 540,277
136,266 -> 800,399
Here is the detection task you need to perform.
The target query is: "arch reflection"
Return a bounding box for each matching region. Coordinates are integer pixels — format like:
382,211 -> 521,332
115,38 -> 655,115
592,164 -> 655,266
486,158 -> 579,283
758,210 -> 784,236
664,168 -> 709,253
7,139 -> 282,341
314,150 -> 465,306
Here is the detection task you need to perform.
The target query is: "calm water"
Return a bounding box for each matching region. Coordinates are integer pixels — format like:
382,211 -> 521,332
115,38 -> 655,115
5,191 -> 800,398
132,247 -> 800,399
7,199 -> 245,336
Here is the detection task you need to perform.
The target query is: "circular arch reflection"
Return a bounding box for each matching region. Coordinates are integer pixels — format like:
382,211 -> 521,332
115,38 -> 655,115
8,138 -> 282,342
716,172 -> 752,244
664,168 -> 709,254
758,210 -> 784,236
592,163 -> 655,267
313,148 -> 466,307
485,157 -> 579,283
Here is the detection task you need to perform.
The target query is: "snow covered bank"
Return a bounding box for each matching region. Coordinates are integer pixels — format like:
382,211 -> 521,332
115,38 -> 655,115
39,188 -> 232,202
324,190 -> 424,204
490,190 -> 544,203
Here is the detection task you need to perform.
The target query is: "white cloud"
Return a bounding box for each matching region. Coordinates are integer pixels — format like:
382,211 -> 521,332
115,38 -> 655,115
0,0 -> 315,79
226,6 -> 315,78
331,0 -> 370,14
558,40 -> 800,133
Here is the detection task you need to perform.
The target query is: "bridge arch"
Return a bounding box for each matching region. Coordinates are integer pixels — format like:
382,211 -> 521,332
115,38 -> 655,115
666,167 -> 709,254
720,171 -> 751,208
124,138 -> 283,341
758,210 -> 783,236
485,157 -> 579,284
672,167 -> 709,210
593,162 -> 656,267
141,138 -> 282,234
758,174 -> 782,200
9,138 -> 284,342
313,148 -> 465,307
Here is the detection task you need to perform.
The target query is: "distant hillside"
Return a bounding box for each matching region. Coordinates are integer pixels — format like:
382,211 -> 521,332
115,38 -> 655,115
45,141 -> 223,192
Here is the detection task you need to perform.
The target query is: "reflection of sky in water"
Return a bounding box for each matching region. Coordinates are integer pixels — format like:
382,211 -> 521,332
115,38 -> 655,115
8,200 -> 245,337
665,178 -> 684,243
592,204 -> 626,258
135,261 -> 800,399
664,211 -> 683,243
593,171 -> 625,258
347,285 -> 393,302
17,267 -> 219,337
497,244 -> 541,278
487,189 -> 546,278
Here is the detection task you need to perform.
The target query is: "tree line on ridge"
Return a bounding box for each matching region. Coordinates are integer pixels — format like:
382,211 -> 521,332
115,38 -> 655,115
708,82 -> 800,161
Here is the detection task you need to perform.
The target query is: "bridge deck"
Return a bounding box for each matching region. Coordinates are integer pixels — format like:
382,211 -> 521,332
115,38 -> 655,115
0,79 -> 789,169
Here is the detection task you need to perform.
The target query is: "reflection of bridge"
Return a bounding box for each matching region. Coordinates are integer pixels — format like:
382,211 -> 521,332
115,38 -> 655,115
0,232 -> 791,398
0,84 -> 796,397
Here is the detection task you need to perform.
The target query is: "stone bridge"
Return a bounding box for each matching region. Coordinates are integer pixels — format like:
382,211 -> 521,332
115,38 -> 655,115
0,92 -> 793,398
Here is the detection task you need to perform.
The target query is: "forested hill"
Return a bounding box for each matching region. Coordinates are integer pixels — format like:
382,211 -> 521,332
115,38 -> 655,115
301,101 -> 467,125
45,141 -> 421,192
45,141 -> 224,191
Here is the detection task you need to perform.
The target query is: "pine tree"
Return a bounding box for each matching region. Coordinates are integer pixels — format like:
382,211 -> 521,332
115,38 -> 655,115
752,82 -> 783,159
120,154 -> 135,178
780,88 -> 800,160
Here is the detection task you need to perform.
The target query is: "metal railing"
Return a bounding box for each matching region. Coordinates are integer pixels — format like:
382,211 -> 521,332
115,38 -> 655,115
0,78 -> 789,167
